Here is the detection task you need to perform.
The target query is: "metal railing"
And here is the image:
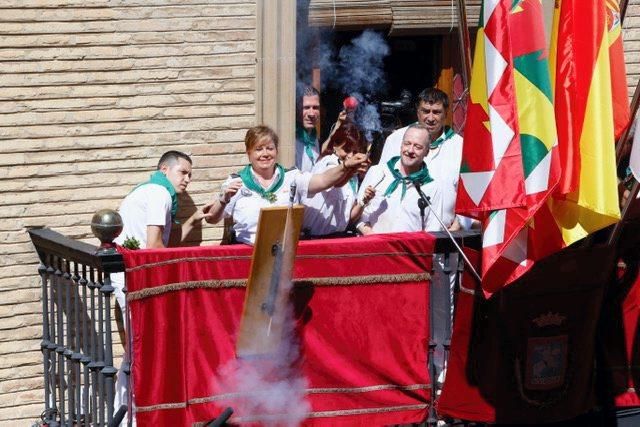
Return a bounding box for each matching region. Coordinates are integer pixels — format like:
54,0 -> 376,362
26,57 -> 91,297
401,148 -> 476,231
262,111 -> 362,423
29,227 -> 124,426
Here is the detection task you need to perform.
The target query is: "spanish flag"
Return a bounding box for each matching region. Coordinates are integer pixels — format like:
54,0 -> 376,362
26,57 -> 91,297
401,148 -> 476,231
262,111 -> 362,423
548,0 -> 621,246
607,0 -> 631,140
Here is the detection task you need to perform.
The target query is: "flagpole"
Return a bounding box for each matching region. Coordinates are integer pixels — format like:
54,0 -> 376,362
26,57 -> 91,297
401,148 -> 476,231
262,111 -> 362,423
620,0 -> 629,23
607,180 -> 639,246
455,0 -> 473,89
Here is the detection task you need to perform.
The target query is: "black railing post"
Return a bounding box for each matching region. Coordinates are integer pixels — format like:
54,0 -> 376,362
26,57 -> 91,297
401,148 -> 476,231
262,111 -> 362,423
54,256 -> 66,424
98,266 -> 118,424
91,209 -> 125,425
71,262 -> 83,424
38,261 -> 55,425
29,216 -> 125,427
46,254 -> 59,427
96,271 -> 106,426
63,260 -> 75,423
79,264 -> 91,424
87,266 -> 100,423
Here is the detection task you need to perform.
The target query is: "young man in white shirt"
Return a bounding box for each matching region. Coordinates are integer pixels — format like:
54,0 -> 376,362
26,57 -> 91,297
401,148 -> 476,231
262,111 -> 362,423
114,150 -> 213,249
112,150 -> 214,418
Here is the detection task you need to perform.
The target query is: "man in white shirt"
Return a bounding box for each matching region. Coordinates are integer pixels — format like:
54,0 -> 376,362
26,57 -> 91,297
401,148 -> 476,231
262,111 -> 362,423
357,123 -> 444,234
379,88 -> 464,230
114,150 -> 213,249
295,85 -> 321,172
112,150 -> 213,419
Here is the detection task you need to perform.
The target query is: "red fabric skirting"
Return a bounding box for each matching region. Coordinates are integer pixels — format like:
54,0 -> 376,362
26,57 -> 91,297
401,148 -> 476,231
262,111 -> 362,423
122,232 -> 435,426
600,261 -> 640,408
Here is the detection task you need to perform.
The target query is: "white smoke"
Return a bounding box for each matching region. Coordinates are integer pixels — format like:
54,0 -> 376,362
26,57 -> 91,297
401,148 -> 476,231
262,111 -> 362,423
333,30 -> 390,96
323,30 -> 390,142
295,5 -> 390,141
215,289 -> 310,426
355,95 -> 383,142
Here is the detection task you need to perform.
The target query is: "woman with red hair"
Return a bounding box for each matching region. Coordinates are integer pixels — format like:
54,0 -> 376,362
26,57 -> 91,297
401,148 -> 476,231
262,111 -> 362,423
302,122 -> 376,237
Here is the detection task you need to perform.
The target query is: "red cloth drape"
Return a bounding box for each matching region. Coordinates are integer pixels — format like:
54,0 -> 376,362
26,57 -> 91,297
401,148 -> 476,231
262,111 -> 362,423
600,261 -> 640,408
436,249 -> 495,422
123,232 -> 435,426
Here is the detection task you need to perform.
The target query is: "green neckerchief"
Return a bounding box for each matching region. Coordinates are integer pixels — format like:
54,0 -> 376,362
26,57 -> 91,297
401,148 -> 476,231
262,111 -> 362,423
238,164 -> 285,203
430,126 -> 455,149
383,156 -> 433,200
349,175 -> 358,195
135,170 -> 178,219
296,125 -> 318,165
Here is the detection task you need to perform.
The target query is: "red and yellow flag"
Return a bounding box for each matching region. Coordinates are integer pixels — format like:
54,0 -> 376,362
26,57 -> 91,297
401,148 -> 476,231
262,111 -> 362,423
456,0 -> 625,293
548,0 -> 621,246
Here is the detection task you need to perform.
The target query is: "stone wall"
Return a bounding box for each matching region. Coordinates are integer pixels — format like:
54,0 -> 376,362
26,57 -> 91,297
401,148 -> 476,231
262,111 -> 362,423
626,3 -> 640,99
0,1 -> 256,424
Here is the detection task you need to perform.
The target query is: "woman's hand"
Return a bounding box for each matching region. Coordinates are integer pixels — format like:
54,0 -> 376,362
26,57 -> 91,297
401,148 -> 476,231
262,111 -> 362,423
220,179 -> 243,204
343,153 -> 369,174
204,179 -> 243,225
361,185 -> 376,205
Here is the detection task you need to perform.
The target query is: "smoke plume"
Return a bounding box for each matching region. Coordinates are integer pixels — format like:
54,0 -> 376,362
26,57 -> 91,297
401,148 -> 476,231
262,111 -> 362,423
322,30 -> 390,141
215,285 -> 309,425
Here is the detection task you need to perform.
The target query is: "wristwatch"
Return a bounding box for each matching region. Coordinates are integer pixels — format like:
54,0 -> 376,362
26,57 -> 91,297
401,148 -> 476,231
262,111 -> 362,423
218,193 -> 229,205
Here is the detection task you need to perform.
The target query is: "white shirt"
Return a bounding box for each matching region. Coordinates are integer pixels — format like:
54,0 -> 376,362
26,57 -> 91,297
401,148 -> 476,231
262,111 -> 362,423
295,131 -> 320,173
302,154 -> 357,236
114,183 -> 173,248
357,162 -> 444,233
379,126 -> 463,229
223,167 -> 312,244
112,183 -> 173,314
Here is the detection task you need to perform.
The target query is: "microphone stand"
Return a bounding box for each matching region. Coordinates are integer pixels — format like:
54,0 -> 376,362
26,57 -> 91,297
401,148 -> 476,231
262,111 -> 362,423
413,179 -> 481,426
418,197 -> 427,230
413,180 -> 482,283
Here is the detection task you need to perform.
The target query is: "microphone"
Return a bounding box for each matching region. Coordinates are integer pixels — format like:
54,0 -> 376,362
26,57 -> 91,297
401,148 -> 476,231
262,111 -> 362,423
289,181 -> 297,205
413,180 -> 428,226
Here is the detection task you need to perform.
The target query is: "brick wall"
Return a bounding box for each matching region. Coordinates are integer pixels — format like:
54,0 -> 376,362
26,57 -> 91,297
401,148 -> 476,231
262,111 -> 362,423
626,2 -> 640,99
0,1 -> 256,424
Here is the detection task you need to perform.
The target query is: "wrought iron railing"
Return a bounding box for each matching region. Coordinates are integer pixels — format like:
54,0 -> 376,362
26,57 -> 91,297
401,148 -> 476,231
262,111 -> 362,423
29,227 -> 124,426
